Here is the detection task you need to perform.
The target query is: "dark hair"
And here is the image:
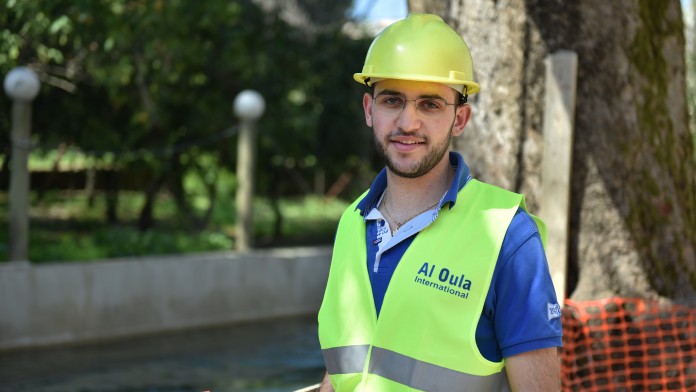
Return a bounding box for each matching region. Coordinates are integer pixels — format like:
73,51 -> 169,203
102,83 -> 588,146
457,91 -> 468,105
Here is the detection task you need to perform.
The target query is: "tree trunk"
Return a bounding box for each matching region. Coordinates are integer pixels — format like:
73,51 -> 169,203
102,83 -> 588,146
138,172 -> 165,231
103,169 -> 119,224
407,0 -> 450,22
165,152 -> 217,232
689,1 -> 696,147
441,0 -> 696,303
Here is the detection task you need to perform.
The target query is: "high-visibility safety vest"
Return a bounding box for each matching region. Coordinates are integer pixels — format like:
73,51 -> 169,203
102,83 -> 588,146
318,179 -> 546,391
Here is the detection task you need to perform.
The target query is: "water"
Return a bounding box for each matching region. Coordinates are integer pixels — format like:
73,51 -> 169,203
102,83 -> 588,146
0,315 -> 325,392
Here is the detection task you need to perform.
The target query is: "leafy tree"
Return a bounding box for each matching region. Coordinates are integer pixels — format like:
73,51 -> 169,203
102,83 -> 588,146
1,0 -> 372,233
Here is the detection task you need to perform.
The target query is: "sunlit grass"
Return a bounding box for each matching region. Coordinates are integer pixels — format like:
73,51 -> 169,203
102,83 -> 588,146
0,147 -> 116,172
0,190 -> 348,263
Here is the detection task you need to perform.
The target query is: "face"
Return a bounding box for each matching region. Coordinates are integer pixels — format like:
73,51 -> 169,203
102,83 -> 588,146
363,79 -> 471,179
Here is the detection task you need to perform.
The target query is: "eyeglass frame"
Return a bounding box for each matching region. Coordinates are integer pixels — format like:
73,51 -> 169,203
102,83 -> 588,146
367,80 -> 469,110
369,91 -> 469,118
373,94 -> 456,115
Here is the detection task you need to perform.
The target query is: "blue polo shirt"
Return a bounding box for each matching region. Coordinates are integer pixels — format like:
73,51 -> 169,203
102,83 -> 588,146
354,152 -> 562,362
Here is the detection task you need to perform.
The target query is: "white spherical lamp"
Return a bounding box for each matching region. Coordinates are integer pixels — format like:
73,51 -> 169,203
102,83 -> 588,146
233,90 -> 265,122
4,67 -> 40,102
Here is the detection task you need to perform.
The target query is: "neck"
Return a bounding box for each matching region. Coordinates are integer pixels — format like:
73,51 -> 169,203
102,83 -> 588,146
383,153 -> 454,213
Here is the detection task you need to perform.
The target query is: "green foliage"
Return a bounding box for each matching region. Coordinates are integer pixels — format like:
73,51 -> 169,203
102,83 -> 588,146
0,190 -> 349,262
19,226 -> 235,262
0,1 -> 374,231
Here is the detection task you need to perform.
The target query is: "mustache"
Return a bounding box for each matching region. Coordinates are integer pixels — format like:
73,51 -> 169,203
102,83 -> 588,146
387,129 -> 429,139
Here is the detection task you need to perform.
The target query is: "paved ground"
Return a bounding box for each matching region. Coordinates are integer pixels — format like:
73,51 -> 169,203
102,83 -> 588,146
0,315 -> 324,392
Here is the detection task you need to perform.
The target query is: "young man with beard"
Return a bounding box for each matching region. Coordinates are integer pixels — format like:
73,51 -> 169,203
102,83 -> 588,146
317,14 -> 562,392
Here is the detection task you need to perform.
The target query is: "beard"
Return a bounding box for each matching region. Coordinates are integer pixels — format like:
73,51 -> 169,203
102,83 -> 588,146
373,125 -> 453,179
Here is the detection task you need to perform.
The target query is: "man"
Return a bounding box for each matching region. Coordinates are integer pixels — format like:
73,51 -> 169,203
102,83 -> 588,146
318,14 -> 562,392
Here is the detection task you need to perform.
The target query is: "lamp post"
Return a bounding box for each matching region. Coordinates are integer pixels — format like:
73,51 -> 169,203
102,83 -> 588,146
233,90 -> 265,252
3,67 -> 41,262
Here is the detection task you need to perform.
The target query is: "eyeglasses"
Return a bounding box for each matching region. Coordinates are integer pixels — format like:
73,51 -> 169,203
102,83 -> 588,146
372,95 -> 456,116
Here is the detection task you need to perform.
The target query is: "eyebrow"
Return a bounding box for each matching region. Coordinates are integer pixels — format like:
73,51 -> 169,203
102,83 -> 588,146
375,89 -> 446,100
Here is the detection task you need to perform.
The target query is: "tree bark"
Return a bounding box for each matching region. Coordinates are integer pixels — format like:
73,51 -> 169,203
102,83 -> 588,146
407,0 -> 450,22
137,172 -> 165,231
441,0 -> 696,303
165,152 -> 217,232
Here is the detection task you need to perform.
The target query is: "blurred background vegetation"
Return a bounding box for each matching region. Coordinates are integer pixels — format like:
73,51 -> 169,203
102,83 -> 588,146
2,0 -> 695,263
0,0 -> 384,262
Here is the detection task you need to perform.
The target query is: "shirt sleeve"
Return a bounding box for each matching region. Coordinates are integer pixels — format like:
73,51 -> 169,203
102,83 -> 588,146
491,209 -> 563,359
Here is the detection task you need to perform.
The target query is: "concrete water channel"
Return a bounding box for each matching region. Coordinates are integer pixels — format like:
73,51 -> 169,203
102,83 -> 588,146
0,315 -> 324,392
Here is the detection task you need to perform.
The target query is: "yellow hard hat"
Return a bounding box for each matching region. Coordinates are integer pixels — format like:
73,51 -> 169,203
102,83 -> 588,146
354,14 -> 480,95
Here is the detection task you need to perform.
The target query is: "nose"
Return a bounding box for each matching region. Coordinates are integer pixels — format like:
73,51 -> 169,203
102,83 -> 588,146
396,100 -> 422,132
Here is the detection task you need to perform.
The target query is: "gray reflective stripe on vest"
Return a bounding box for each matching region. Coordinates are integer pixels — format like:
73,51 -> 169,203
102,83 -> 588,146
369,347 -> 511,392
322,345 -> 370,375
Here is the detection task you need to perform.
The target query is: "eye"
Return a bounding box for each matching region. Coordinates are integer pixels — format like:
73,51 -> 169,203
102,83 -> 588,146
417,99 -> 444,112
380,96 -> 404,108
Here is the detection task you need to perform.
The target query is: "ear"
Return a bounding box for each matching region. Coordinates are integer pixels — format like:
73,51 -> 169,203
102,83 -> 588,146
451,104 -> 472,137
363,93 -> 373,127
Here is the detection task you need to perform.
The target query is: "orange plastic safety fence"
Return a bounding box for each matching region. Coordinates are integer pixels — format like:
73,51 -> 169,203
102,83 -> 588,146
561,298 -> 696,392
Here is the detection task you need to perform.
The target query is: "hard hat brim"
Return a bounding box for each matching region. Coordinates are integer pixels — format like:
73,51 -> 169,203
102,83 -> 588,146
353,73 -> 481,95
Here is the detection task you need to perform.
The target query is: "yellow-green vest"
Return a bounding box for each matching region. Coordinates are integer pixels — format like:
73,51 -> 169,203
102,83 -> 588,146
318,180 -> 546,391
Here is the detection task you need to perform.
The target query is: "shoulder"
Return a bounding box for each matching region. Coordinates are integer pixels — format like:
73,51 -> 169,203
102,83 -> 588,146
341,190 -> 370,217
491,208 -> 547,294
500,209 -> 542,259
488,209 -> 562,358
493,209 -> 547,290
464,179 -> 523,202
455,180 -> 525,215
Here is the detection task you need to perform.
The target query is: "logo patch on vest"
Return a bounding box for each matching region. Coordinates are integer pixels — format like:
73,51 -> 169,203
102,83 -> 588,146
414,262 -> 471,299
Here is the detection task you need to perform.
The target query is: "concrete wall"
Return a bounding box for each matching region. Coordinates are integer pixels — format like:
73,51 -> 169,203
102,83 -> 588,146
0,246 -> 332,351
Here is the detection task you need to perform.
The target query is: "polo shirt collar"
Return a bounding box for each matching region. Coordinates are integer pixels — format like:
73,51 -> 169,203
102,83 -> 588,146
355,151 -> 472,216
